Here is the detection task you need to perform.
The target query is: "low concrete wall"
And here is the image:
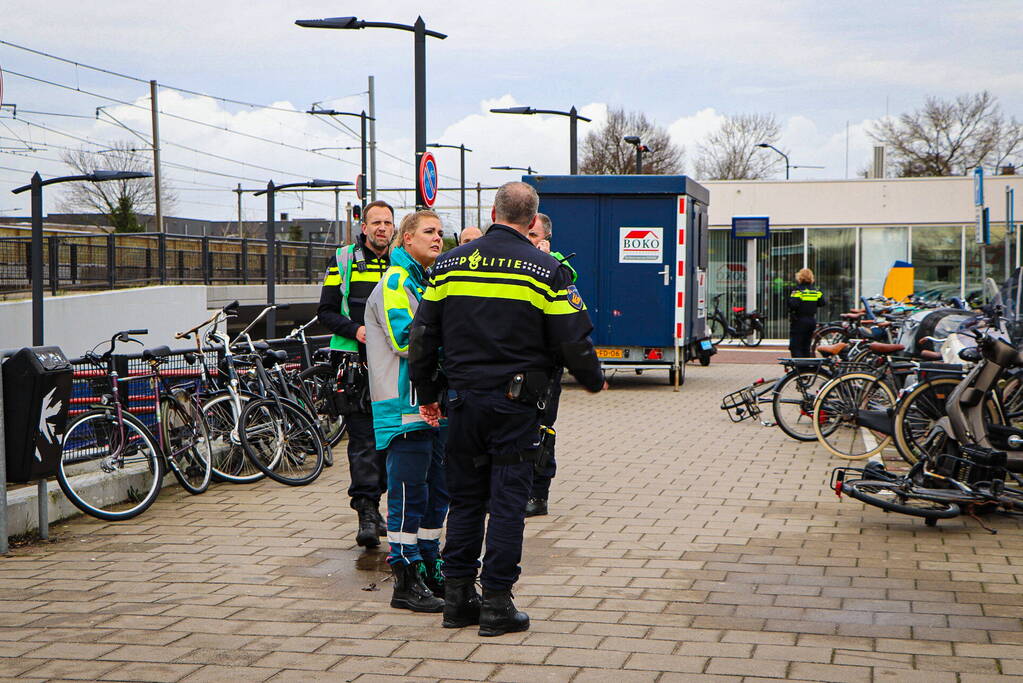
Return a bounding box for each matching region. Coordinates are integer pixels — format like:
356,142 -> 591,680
0,286 -> 211,357
207,284 -> 320,308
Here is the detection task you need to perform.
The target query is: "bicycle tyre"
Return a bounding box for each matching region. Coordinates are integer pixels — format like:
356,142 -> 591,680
811,326 -> 848,353
772,368 -> 835,441
708,318 -> 726,345
842,479 -> 961,519
57,409 -> 164,521
160,396 -> 213,494
813,372 -> 896,460
240,398 -> 325,486
742,323 -> 763,347
285,376 -> 334,467
297,364 -> 346,448
201,391 -> 266,483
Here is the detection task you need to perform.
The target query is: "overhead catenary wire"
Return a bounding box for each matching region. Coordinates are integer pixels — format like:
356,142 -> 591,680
0,40 -> 467,187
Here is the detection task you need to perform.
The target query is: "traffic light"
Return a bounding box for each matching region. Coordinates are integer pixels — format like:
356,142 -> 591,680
352,204 -> 362,222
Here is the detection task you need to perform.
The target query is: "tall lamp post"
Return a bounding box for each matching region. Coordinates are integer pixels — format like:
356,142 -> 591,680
623,136 -> 649,174
254,179 -> 348,337
12,170 -> 152,345
308,108 -> 374,209
490,105 -> 592,174
755,143 -> 790,180
295,15 -> 447,209
491,165 -> 538,176
427,142 -> 472,231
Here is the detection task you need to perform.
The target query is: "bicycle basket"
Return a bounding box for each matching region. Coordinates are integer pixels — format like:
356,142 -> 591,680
720,384 -> 763,422
932,445 -> 1007,486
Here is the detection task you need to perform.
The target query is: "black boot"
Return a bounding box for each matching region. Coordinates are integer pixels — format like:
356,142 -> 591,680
390,561 -> 444,613
478,588 -> 529,637
369,506 -> 387,537
354,501 -> 380,548
524,498 -> 548,517
421,558 -> 445,599
443,576 -> 481,628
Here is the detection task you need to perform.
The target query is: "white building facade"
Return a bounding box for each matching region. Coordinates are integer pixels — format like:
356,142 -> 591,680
703,175 -> 1023,338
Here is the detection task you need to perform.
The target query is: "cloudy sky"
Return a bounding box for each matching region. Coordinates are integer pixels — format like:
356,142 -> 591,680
1,1 -> 1022,226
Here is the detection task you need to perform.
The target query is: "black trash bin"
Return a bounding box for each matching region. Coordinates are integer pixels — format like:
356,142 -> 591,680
2,346 -> 73,483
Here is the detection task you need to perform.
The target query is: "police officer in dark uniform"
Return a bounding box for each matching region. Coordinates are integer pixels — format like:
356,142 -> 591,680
317,200 -> 394,548
409,182 -> 606,637
788,267 -> 825,358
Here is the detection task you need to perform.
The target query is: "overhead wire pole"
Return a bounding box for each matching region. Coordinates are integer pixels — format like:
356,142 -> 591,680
149,80 -> 164,233
235,183 -> 243,236
368,75 -> 377,201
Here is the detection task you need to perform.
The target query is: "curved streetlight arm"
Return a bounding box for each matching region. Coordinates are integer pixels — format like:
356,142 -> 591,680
491,106 -> 592,123
295,16 -> 446,39
532,108 -> 592,122
307,109 -> 376,121
12,171 -> 151,194
428,143 -> 473,152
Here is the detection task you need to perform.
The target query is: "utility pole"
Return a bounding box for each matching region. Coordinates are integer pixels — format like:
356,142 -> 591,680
476,182 -> 482,227
334,188 -> 341,244
235,183 -> 243,237
345,201 -> 353,244
149,80 -> 164,233
368,75 -> 377,201
414,17 -> 427,209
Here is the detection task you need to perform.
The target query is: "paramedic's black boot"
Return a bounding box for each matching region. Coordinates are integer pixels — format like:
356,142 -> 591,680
443,576 -> 481,628
422,558 -> 445,599
354,499 -> 380,548
390,561 -> 444,613
478,588 -> 529,637
524,498 -> 548,517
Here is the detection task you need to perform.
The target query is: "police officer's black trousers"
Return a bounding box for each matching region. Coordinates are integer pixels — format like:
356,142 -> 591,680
443,390 -> 539,592
529,374 -> 562,500
345,409 -> 386,509
789,316 -> 816,359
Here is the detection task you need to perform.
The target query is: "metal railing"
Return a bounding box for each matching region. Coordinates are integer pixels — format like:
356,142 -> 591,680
0,232 -> 336,295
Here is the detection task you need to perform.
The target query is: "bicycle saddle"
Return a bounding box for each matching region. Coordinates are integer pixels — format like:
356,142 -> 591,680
253,341 -> 271,351
867,342 -> 905,355
919,349 -> 943,360
142,345 -> 171,360
816,342 -> 848,357
840,313 -> 862,320
731,306 -> 745,313
263,349 -> 289,364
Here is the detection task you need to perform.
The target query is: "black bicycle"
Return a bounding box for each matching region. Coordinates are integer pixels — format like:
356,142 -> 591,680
708,294 -> 763,346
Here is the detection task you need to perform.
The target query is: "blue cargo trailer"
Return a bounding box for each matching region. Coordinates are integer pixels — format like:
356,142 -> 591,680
524,175 -> 714,388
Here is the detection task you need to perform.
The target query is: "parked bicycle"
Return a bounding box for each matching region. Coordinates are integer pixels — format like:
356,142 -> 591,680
57,330 -> 213,521
708,294 -> 763,346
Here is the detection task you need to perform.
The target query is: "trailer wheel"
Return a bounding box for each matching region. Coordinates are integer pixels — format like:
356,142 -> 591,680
699,353 -> 711,367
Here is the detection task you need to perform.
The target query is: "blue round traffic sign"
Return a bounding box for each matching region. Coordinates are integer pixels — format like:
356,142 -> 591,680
419,152 -> 438,207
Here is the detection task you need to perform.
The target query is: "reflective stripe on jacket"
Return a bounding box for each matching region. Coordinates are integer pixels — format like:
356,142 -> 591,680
364,246 -> 439,449
788,286 -> 825,319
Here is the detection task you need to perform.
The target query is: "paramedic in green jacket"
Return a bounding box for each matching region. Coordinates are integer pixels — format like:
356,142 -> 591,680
365,210 -> 449,613
317,200 -> 393,549
524,213 -> 575,517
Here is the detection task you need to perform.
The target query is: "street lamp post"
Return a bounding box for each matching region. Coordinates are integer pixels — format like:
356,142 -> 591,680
623,136 -> 650,174
253,179 -> 348,337
427,142 -> 472,231
491,165 -> 538,176
12,170 -> 152,344
490,105 -> 592,174
756,143 -> 790,180
308,108 -> 375,208
295,15 -> 447,209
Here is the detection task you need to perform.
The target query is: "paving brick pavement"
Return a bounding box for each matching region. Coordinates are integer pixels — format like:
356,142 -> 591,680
2,361 -> 1022,681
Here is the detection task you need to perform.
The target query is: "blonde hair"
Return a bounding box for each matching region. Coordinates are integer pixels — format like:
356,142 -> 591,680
795,268 -> 815,285
393,210 -> 441,250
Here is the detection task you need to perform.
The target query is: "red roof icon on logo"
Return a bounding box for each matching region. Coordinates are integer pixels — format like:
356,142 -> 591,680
625,230 -> 654,239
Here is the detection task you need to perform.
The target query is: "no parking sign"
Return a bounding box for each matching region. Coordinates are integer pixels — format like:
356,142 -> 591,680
419,152 -> 438,207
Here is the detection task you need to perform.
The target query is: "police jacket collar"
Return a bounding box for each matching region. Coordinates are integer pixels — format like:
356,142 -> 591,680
357,232 -> 389,260
485,223 -> 531,244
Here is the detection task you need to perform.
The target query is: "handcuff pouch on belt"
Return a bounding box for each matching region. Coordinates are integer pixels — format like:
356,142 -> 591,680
505,370 -> 551,409
334,357 -> 371,414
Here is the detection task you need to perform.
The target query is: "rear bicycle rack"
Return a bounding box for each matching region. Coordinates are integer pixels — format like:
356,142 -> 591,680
721,382 -> 766,422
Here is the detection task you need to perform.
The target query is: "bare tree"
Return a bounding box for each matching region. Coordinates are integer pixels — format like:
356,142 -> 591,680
869,91 -> 1023,177
59,141 -> 175,232
694,113 -> 783,180
580,108 -> 683,175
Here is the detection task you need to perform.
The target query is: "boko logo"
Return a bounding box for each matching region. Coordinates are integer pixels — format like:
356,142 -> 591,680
468,249 -> 482,270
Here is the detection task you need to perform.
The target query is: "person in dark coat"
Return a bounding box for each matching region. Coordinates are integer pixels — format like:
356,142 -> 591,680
788,268 -> 825,358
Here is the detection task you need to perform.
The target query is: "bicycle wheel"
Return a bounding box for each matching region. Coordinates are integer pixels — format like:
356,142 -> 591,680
297,364 -> 346,448
842,479 -> 961,519
285,376 -> 334,466
742,323 -> 763,347
772,368 -> 834,441
160,396 -> 212,494
811,326 -> 847,353
813,372 -> 897,459
708,318 -> 726,345
201,391 -> 265,483
240,398 -> 325,486
893,378 -> 1003,465
57,409 -> 164,521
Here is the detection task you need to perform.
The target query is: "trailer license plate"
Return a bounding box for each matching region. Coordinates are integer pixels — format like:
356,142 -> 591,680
700,340 -> 713,351
596,348 -> 624,359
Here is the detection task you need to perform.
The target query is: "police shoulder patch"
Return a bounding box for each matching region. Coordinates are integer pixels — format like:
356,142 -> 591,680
566,284 -> 584,311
